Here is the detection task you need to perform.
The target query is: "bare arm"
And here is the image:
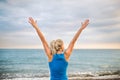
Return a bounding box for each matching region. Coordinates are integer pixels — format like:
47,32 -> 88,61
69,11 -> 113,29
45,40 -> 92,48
65,19 -> 89,60
28,17 -> 52,60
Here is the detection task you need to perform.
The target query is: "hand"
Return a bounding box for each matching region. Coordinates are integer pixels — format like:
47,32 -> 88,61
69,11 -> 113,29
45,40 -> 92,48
28,17 -> 38,28
81,19 -> 89,30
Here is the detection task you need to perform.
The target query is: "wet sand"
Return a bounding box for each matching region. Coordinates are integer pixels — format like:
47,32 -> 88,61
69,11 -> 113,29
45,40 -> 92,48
2,75 -> 120,80
69,75 -> 120,80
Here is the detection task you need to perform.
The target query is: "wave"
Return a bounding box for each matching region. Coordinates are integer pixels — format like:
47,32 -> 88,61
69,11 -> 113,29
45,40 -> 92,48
0,70 -> 120,80
68,70 -> 120,77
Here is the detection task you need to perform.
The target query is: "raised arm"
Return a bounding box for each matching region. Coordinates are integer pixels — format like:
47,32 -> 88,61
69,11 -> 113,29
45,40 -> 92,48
65,19 -> 89,60
28,17 -> 52,60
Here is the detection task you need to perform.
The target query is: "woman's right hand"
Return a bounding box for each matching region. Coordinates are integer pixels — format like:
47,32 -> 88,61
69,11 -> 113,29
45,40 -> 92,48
28,17 -> 38,29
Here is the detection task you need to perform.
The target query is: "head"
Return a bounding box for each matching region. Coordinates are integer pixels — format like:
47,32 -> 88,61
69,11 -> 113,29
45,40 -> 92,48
50,39 -> 64,55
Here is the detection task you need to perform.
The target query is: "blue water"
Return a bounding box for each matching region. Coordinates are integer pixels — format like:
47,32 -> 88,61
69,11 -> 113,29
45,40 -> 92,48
0,49 -> 120,78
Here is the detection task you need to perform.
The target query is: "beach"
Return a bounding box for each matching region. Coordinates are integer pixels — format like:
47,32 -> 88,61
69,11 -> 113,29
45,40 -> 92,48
1,75 -> 120,80
69,75 -> 120,80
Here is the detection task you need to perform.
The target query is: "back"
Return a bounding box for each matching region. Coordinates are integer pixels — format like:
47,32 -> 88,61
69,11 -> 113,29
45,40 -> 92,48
49,53 -> 68,80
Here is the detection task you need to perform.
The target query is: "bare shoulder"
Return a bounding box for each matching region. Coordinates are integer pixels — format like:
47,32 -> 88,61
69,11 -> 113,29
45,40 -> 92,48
48,54 -> 53,62
64,52 -> 69,62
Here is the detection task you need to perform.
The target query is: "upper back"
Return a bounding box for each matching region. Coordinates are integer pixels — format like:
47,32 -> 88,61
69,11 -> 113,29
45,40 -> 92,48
49,53 -> 68,80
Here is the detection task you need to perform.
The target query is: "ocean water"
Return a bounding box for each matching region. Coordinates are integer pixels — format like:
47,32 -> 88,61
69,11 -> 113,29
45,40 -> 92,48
0,49 -> 120,79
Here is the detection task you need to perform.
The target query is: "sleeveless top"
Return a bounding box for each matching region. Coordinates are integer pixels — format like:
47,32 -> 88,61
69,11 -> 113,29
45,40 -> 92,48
49,53 -> 68,80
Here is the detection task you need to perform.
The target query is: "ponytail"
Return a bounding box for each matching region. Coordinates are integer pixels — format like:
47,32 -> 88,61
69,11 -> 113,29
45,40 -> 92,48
50,39 -> 63,55
50,40 -> 57,55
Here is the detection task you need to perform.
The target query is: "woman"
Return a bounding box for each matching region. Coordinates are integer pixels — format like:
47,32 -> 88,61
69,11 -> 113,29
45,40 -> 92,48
28,17 -> 89,80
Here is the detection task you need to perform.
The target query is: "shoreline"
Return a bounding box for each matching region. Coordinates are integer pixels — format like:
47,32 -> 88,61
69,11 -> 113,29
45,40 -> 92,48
69,75 -> 120,80
1,75 -> 120,80
1,72 -> 120,80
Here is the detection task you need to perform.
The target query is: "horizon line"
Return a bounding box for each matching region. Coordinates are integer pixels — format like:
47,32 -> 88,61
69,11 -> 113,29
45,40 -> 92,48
0,48 -> 120,50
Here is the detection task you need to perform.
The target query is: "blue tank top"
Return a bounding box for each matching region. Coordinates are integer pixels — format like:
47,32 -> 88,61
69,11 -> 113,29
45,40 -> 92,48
49,53 -> 68,80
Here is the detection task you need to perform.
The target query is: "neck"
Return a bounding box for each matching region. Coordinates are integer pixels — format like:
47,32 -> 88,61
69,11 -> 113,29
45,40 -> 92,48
57,49 -> 63,54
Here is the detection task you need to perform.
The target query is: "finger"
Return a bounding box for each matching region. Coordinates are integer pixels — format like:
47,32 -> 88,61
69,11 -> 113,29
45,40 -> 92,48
86,22 -> 89,26
29,17 -> 32,20
86,19 -> 89,21
29,18 -> 32,22
86,19 -> 89,23
83,20 -> 89,25
28,20 -> 31,24
29,17 -> 34,21
30,17 -> 33,21
81,22 -> 83,25
35,20 -> 37,23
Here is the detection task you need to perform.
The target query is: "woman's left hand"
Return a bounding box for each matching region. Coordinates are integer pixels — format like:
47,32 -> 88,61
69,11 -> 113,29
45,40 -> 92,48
81,19 -> 89,30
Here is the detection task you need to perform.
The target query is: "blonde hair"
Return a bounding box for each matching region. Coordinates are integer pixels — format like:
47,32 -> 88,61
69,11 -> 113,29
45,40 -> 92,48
50,39 -> 63,55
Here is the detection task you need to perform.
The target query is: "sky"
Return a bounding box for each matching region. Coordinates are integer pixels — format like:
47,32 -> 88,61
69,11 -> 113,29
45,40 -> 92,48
0,0 -> 120,49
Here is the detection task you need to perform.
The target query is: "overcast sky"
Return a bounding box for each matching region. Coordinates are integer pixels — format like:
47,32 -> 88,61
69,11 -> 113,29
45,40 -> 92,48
0,0 -> 120,49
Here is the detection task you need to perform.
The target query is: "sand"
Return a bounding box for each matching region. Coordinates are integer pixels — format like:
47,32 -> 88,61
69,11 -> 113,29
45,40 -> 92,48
2,75 -> 120,80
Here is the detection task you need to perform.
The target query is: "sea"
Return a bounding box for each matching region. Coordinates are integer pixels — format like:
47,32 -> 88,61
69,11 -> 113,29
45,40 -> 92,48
0,49 -> 120,80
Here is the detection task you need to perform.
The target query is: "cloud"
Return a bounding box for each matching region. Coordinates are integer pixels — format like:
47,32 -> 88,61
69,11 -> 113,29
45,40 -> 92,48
0,0 -> 120,48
